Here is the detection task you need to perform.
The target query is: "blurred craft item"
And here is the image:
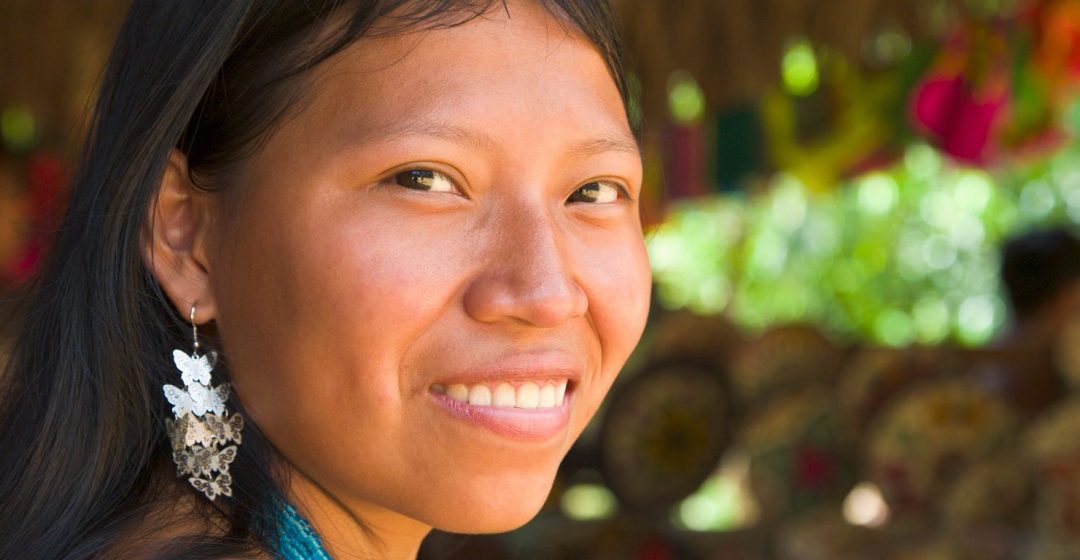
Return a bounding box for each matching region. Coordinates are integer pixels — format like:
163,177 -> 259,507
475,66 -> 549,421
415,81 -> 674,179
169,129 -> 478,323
728,324 -> 846,405
1024,396 -> 1080,550
836,345 -> 963,439
598,361 -> 732,512
775,510 -> 879,560
864,378 -> 1020,526
645,308 -> 739,368
939,451 -> 1031,534
739,387 -> 857,524
1054,314 -> 1080,389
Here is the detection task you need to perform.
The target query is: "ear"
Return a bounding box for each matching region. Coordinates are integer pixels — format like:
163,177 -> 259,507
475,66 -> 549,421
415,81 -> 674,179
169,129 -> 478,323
142,148 -> 218,324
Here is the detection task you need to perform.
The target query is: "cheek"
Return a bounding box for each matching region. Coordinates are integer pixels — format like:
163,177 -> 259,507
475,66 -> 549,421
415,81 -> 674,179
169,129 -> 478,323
211,195 -> 463,465
577,224 -> 652,404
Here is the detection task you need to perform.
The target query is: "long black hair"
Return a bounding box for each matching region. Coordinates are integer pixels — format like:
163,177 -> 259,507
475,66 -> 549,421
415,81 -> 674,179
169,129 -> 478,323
0,1 -> 630,558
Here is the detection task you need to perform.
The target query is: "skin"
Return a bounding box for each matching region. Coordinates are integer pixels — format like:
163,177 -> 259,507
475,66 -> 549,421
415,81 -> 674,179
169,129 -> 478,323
144,2 -> 651,558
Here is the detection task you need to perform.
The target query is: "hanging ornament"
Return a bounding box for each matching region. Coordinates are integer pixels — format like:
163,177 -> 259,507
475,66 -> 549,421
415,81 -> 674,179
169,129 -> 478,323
762,46 -> 899,191
1030,0 -> 1080,90
909,22 -> 1011,165
662,122 -> 708,201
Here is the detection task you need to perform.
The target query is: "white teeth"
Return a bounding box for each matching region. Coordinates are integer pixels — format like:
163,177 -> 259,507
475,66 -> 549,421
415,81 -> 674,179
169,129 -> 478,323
539,385 -> 555,407
494,383 -> 516,408
517,383 -> 540,409
437,380 -> 568,409
468,384 -> 492,406
447,384 -> 469,402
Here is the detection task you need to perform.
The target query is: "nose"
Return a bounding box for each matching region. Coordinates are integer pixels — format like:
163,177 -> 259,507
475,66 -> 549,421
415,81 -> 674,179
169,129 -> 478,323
463,204 -> 588,328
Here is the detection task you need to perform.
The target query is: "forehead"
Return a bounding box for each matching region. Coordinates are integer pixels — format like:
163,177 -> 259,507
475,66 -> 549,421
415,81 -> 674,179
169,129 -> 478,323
298,1 -> 632,154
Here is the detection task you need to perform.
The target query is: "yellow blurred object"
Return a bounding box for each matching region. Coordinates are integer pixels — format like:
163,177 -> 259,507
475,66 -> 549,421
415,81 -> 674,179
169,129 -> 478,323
761,62 -> 897,191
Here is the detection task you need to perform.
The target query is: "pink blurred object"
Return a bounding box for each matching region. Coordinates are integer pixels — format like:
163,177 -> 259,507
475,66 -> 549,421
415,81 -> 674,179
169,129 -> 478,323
662,123 -> 707,200
911,74 -> 1008,165
9,242 -> 41,283
26,151 -> 66,224
3,151 -> 69,283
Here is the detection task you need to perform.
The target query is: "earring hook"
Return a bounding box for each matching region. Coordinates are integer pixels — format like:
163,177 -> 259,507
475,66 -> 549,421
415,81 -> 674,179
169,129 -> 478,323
190,303 -> 200,354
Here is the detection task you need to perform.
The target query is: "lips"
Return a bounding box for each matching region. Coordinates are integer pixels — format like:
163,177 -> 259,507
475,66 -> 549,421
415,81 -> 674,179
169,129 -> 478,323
427,354 -> 580,441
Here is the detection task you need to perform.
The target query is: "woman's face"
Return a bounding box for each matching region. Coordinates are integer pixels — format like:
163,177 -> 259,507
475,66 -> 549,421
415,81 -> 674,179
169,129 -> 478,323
207,1 -> 650,533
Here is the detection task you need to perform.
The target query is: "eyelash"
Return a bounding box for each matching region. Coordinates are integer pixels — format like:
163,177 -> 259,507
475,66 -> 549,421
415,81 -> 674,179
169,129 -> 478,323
389,167 -> 630,204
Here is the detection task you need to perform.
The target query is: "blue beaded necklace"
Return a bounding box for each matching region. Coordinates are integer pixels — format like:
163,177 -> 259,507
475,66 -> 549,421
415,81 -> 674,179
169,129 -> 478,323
270,497 -> 333,560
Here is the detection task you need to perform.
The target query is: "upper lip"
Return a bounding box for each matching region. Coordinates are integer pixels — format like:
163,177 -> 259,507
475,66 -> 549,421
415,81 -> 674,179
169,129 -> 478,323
432,351 -> 583,387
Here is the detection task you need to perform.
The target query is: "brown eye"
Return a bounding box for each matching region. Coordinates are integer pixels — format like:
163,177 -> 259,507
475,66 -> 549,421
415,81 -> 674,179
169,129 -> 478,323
568,180 -> 623,204
394,169 -> 455,192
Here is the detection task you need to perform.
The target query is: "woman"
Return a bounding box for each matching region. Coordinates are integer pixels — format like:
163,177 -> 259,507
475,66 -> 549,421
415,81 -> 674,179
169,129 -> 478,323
0,0 -> 651,558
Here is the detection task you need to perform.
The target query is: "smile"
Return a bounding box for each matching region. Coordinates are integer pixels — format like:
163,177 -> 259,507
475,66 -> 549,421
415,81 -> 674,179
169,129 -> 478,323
431,380 -> 568,409
428,378 -> 574,441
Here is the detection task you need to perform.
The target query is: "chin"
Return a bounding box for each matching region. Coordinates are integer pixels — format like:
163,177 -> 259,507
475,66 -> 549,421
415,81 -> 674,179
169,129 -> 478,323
424,475 -> 555,534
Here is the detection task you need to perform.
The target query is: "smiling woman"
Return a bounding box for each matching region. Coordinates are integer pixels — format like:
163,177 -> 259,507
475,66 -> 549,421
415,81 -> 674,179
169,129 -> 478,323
0,1 -> 650,559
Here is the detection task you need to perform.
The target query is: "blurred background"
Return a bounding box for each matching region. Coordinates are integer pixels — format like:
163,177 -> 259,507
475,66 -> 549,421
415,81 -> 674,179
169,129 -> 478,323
7,0 -> 1080,558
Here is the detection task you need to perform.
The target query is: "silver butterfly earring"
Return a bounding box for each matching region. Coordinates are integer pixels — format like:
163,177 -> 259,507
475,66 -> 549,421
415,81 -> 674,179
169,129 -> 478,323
163,303 -> 244,501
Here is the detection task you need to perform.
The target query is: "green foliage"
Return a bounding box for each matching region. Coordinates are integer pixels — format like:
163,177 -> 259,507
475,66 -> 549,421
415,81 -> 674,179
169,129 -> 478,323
649,136 -> 1080,347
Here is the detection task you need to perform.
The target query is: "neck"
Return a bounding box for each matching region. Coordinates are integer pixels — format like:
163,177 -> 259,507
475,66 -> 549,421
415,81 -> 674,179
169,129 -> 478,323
287,470 -> 431,560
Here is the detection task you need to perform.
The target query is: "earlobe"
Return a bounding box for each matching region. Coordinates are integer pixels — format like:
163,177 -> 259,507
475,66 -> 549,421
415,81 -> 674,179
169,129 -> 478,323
141,148 -> 219,323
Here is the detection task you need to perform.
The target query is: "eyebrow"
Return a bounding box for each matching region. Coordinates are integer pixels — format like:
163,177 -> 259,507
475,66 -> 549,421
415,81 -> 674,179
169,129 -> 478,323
564,133 -> 642,158
336,118 -> 641,158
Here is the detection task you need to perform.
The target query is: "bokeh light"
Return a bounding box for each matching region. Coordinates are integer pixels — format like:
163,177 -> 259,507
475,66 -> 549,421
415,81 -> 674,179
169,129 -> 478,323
670,451 -> 758,532
781,40 -> 820,96
1,104 -> 37,153
843,482 -> 889,527
667,70 -> 706,125
560,483 -> 618,521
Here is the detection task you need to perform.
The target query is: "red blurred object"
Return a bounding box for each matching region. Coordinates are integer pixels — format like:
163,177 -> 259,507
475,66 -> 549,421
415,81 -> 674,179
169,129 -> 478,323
26,151 -> 66,225
910,24 -> 1010,165
638,535 -> 677,560
662,123 -> 708,200
912,74 -> 1008,164
796,446 -> 836,489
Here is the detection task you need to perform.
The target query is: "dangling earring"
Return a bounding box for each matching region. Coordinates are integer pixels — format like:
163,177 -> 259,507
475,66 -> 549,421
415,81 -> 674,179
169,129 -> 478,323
163,303 -> 244,501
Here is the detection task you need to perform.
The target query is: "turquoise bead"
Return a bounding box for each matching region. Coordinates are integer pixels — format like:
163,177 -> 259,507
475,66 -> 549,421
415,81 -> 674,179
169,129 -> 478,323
271,497 -> 333,560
